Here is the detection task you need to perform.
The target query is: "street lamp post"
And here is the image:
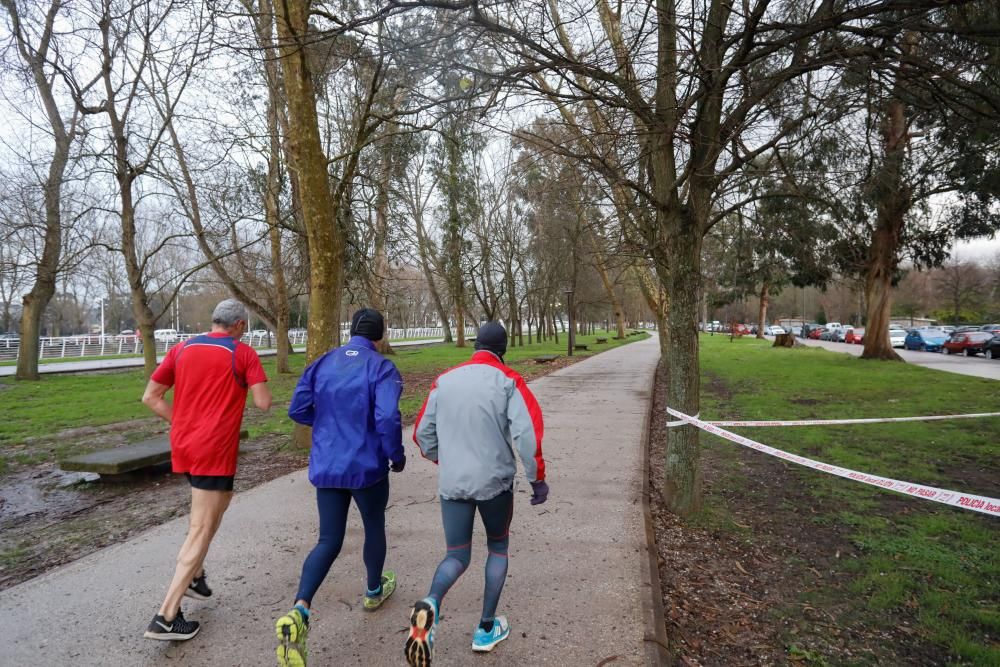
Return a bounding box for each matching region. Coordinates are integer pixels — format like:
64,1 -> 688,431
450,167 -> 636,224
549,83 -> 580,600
97,298 -> 105,339
563,288 -> 575,356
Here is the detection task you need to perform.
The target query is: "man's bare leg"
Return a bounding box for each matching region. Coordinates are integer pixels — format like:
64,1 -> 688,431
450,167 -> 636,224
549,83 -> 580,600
158,488 -> 233,620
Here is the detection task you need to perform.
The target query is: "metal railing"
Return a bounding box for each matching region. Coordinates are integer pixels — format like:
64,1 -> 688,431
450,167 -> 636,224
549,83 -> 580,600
0,326 -> 478,363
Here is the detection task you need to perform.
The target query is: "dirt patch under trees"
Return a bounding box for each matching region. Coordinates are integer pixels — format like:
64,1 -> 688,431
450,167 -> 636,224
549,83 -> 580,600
647,364 -> 949,666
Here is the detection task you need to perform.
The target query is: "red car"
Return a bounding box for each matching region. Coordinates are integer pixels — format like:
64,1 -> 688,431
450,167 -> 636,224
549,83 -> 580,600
845,328 -> 865,344
943,331 -> 995,356
808,327 -> 827,340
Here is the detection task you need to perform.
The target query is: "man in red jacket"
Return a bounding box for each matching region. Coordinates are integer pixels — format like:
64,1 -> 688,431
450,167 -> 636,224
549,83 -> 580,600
140,299 -> 272,641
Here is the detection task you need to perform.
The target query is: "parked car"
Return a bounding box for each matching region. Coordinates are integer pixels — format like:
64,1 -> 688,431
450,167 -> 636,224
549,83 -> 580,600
800,323 -> 818,338
939,325 -> 955,334
825,322 -> 843,333
845,328 -> 865,344
790,325 -> 802,336
766,325 -> 785,335
904,328 -> 948,352
889,328 -> 907,348
819,328 -> 838,341
943,331 -> 995,356
980,324 -> 1000,335
808,327 -> 827,340
831,325 -> 854,342
153,328 -> 178,342
984,335 -> 1000,360
953,325 -> 980,334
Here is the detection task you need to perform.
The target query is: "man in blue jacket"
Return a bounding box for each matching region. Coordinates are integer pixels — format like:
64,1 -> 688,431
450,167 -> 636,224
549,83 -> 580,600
275,308 -> 405,667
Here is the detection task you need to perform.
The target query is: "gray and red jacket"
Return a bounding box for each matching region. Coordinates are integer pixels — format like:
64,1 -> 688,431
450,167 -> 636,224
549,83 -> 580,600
413,350 -> 545,501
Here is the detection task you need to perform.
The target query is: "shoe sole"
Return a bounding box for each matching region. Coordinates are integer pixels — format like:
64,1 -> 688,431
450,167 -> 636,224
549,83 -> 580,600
404,600 -> 436,667
472,631 -> 509,652
183,589 -> 211,601
144,626 -> 200,641
275,619 -> 307,667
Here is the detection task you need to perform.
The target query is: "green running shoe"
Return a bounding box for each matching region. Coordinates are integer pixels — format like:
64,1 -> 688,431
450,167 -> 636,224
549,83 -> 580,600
275,607 -> 308,667
362,570 -> 397,611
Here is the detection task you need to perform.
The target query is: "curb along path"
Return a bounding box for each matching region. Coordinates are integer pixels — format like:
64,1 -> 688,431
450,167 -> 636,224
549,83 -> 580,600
0,336 -> 661,666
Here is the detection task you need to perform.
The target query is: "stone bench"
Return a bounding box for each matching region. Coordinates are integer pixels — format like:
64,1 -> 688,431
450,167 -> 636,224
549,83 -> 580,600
60,430 -> 249,476
533,354 -> 560,363
596,337 -> 608,344
574,344 -> 589,351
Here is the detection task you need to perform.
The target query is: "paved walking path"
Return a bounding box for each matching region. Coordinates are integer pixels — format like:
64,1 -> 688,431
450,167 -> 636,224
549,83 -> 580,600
0,336 -> 660,666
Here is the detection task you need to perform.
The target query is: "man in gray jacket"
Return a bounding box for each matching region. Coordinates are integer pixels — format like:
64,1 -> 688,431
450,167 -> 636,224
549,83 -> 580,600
405,322 -> 548,666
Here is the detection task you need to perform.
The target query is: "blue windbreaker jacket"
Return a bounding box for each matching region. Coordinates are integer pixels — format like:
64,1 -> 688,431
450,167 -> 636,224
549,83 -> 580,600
288,336 -> 404,489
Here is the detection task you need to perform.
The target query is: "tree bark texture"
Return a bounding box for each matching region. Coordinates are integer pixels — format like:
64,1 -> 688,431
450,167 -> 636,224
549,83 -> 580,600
275,0 -> 343,364
861,34 -> 916,362
7,0 -> 73,380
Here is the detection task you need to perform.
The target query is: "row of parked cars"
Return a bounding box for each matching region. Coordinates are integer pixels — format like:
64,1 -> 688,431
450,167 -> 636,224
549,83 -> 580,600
796,322 -> 1000,358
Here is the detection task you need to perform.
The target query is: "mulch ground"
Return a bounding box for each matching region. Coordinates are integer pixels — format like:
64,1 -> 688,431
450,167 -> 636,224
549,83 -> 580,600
647,364 -> 947,666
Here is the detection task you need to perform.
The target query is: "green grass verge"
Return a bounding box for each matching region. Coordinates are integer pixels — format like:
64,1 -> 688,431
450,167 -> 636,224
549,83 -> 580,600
698,335 -> 1000,664
0,330 -> 643,459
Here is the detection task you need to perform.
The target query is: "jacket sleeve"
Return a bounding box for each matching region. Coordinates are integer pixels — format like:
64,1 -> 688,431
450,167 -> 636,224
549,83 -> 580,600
412,382 -> 440,463
375,360 -> 404,463
287,360 -> 318,426
506,373 -> 545,482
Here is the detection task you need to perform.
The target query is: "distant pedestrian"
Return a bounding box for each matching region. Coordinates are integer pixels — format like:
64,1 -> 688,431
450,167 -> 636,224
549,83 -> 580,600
141,298 -> 272,641
275,308 -> 405,667
405,321 -> 548,666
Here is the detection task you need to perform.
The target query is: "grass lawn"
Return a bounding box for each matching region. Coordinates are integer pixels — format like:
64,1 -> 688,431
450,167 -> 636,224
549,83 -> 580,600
0,331 -> 644,469
696,334 -> 999,664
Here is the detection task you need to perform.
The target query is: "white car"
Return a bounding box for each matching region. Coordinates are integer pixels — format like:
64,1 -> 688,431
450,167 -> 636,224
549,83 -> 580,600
766,325 -> 785,335
153,328 -> 178,342
889,328 -> 907,348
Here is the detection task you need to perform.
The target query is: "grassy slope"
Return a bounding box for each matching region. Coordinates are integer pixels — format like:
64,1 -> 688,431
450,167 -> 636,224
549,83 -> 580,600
0,331 -> 643,464
698,335 -> 999,664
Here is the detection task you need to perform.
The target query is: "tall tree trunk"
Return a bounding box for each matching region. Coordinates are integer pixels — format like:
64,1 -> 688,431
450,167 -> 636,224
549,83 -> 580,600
370,129 -> 395,355
861,34 -> 916,362
274,0 -> 343,363
260,0 -> 292,373
756,281 -> 769,340
7,0 -> 74,380
414,210 -> 452,342
660,222 -> 703,517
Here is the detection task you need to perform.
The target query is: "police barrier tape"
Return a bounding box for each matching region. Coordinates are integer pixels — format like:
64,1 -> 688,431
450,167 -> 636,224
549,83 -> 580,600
665,407 -> 1000,518
665,411 -> 1000,428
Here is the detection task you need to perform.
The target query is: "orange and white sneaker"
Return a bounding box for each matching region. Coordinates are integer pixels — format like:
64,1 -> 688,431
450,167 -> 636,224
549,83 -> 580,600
404,597 -> 438,667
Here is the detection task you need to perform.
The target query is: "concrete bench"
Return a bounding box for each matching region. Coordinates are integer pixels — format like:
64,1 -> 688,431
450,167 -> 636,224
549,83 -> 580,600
596,337 -> 608,344
534,354 -> 560,363
574,344 -> 589,351
60,431 -> 249,475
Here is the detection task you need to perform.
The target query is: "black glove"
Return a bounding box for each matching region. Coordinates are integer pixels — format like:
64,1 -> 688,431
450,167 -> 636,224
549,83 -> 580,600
529,480 -> 549,505
390,455 -> 406,473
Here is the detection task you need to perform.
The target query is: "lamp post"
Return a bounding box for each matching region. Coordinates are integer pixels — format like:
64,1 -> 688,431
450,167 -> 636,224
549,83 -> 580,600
96,298 -> 105,339
563,287 -> 575,356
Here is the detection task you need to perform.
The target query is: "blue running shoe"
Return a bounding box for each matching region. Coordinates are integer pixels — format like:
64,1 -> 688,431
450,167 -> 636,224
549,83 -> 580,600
471,615 -> 509,652
404,597 -> 438,667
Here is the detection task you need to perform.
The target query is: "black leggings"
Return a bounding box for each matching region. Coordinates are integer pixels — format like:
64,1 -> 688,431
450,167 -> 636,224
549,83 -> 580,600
295,476 -> 389,604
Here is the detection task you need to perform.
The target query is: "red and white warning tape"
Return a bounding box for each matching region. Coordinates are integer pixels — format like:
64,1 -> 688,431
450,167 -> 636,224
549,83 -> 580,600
665,411 -> 1000,428
665,408 -> 1000,518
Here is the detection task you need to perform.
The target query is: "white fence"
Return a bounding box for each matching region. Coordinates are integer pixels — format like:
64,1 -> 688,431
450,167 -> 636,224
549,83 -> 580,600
0,326 -> 477,363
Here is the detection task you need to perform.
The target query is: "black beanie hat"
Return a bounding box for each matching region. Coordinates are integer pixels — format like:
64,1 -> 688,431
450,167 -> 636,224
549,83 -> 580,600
474,321 -> 507,360
350,308 -> 385,342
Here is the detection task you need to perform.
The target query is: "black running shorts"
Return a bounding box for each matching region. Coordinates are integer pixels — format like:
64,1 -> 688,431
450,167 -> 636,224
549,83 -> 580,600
184,473 -> 235,492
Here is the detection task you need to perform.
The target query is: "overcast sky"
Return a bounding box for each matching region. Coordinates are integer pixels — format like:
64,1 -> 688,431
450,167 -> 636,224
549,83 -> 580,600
952,237 -> 1000,262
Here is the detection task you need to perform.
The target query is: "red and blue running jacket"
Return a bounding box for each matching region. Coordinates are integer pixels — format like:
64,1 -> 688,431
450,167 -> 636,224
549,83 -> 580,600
413,350 -> 545,501
288,336 -> 403,489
